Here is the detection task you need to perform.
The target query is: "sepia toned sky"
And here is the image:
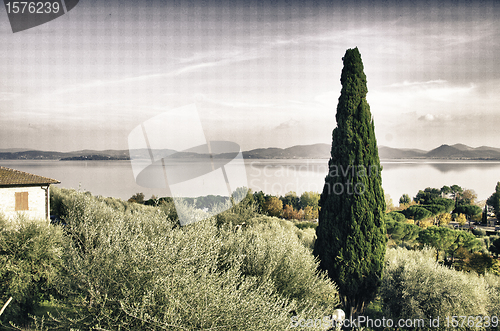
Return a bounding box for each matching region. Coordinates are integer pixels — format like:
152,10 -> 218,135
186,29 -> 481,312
0,0 -> 499,152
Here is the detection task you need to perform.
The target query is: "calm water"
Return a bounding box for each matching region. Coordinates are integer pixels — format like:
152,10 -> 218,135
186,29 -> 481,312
2,159 -> 500,202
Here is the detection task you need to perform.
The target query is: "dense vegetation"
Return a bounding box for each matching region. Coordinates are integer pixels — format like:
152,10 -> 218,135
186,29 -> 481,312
1,187 -> 337,330
0,217 -> 64,326
0,181 -> 500,329
381,247 -> 500,330
129,190 -> 321,223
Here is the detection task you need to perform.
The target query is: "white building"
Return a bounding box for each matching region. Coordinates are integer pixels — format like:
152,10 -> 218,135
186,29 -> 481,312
0,166 -> 60,220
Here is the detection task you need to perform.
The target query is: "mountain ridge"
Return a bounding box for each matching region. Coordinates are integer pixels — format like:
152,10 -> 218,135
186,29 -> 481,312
1,143 -> 500,160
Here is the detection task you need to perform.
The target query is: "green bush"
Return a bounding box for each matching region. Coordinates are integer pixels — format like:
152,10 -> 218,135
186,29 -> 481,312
294,226 -> 316,250
387,211 -> 406,222
381,247 -> 500,330
431,197 -> 456,213
51,189 -> 338,330
386,220 -> 421,247
485,273 -> 500,317
51,187 -> 150,221
293,221 -> 317,230
0,215 -> 64,325
214,194 -> 259,226
472,228 -> 486,237
400,205 -> 432,222
421,204 -> 446,216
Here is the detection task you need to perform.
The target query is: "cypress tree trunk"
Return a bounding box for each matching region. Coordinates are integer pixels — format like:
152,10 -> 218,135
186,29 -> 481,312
313,47 -> 386,317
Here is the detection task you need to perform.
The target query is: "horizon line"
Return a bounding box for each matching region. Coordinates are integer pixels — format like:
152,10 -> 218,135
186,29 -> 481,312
2,142 -> 500,154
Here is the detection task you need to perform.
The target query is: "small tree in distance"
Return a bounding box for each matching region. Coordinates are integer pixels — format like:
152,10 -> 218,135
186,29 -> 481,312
263,196 -> 283,217
455,213 -> 467,226
482,205 -> 488,224
128,192 -> 145,204
454,204 -> 482,227
399,194 -> 411,206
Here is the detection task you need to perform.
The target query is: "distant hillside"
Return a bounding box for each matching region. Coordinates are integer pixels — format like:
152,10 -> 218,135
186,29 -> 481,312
425,144 -> 500,160
0,148 -> 32,153
243,143 -> 331,159
378,146 -> 426,159
0,150 -> 68,160
1,143 -> 499,161
60,154 -> 129,161
0,150 -> 130,161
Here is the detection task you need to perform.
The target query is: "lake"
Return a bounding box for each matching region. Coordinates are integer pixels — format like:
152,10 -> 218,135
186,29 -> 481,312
1,159 -> 500,203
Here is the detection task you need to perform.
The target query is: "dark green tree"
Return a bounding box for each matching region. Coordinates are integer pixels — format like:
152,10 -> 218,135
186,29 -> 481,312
252,191 -> 266,213
450,185 -> 463,206
487,182 -> 500,220
417,226 -> 457,261
399,193 -> 411,205
313,48 -> 386,317
400,205 -> 432,224
386,211 -> 406,223
280,191 -> 301,211
463,252 -> 494,275
448,230 -> 481,263
386,220 -> 420,246
482,205 -> 488,224
421,204 -> 446,216
489,238 -> 500,258
128,192 -> 145,204
440,185 -> 451,197
431,197 -> 455,213
414,187 -> 441,204
453,204 -> 482,227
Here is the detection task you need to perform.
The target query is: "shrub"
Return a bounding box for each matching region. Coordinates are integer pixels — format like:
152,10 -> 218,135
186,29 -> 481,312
431,197 -> 456,213
52,190 -> 338,330
294,226 -> 316,250
386,220 -> 421,247
490,237 -> 500,258
381,247 -> 500,330
421,204 -> 446,216
51,187 -> 149,221
472,228 -> 486,237
0,216 -> 64,325
400,205 -> 432,222
293,221 -> 317,230
214,194 -> 259,226
387,211 -> 406,222
485,273 -> 500,316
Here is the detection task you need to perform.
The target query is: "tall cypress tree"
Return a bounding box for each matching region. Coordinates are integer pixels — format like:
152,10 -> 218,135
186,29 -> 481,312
313,47 -> 386,317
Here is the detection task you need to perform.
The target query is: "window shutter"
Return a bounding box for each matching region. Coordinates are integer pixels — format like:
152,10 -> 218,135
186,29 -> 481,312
15,192 -> 29,211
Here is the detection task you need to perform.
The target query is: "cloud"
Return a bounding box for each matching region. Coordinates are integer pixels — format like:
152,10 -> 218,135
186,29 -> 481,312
177,49 -> 244,64
47,47 -> 266,98
196,94 -> 275,109
419,114 -> 435,121
388,80 -> 448,88
417,113 -> 453,122
274,119 -> 299,130
368,81 -> 478,116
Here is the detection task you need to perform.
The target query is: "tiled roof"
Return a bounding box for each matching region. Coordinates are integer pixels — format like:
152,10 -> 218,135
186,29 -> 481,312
0,166 -> 60,186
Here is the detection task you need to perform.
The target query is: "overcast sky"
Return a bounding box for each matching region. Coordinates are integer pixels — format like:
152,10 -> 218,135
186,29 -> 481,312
0,0 -> 499,152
